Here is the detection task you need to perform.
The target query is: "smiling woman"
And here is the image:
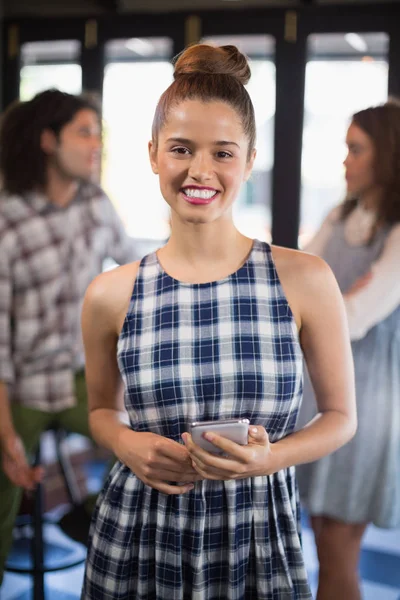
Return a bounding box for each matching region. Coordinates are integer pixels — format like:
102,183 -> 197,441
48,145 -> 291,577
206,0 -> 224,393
80,43 -> 356,600
148,98 -> 255,245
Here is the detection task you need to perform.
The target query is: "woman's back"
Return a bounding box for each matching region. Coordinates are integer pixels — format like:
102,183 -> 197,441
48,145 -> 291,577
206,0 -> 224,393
298,217 -> 400,528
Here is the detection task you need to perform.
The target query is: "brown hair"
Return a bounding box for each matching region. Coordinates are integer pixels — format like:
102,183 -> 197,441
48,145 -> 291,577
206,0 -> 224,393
152,44 -> 256,160
341,101 -> 400,230
0,89 -> 101,196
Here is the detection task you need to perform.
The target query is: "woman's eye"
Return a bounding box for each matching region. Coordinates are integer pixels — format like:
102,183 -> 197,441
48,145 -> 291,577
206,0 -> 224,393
349,145 -> 362,156
171,146 -> 190,155
217,151 -> 233,159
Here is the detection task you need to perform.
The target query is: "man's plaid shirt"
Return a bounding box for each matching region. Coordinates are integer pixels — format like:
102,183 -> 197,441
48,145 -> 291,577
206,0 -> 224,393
0,183 -> 137,412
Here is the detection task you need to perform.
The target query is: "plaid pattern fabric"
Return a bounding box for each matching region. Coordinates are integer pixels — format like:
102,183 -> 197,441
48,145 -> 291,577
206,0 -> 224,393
83,240 -> 312,599
0,183 -> 137,412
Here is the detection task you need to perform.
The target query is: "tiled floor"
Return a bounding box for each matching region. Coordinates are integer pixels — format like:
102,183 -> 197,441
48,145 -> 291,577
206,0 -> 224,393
1,462 -> 400,599
1,524 -> 86,600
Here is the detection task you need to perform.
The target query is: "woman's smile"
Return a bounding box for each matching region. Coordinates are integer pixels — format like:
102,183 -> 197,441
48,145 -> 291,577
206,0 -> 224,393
180,185 -> 220,205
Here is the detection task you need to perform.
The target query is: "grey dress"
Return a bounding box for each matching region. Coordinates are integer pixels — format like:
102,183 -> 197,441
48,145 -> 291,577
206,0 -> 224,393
297,219 -> 400,528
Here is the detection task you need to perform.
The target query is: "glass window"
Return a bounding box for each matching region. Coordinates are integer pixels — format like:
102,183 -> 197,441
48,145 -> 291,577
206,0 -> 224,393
202,35 -> 276,242
300,33 -> 389,247
20,40 -> 82,100
102,38 -> 173,241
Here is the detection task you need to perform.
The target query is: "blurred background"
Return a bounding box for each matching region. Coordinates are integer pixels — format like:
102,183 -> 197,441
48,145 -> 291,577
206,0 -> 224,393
1,1 -> 400,598
2,0 -> 398,253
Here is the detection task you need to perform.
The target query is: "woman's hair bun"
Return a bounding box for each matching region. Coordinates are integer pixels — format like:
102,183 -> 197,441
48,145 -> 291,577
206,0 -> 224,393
173,44 -> 251,85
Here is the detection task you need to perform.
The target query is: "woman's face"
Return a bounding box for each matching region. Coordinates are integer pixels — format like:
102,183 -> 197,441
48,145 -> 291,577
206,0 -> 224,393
343,122 -> 377,199
149,99 -> 255,226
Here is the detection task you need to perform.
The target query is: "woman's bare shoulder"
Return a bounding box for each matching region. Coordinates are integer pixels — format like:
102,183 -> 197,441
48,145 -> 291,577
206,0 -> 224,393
270,245 -> 338,330
83,260 -> 141,335
271,244 -> 330,280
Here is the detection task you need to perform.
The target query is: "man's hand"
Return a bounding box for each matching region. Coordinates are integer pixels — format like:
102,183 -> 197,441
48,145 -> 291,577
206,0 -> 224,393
1,434 -> 44,490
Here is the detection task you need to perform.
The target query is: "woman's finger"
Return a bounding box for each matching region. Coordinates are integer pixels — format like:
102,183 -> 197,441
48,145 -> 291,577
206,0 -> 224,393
148,479 -> 195,495
248,426 -> 269,443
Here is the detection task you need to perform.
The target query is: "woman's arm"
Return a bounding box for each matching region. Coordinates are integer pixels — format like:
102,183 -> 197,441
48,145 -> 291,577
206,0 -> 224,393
343,224 -> 400,340
81,264 -> 200,494
81,264 -> 133,452
269,252 -> 357,471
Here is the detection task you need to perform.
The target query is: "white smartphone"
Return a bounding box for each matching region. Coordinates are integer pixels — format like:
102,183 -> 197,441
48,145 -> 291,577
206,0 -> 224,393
190,418 -> 250,454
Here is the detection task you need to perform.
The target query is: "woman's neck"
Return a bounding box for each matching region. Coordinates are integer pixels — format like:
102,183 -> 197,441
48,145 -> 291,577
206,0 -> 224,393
159,220 -> 253,284
358,186 -> 383,213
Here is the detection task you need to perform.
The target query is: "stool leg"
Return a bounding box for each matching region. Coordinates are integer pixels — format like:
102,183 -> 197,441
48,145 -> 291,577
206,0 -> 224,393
54,430 -> 82,507
32,445 -> 45,600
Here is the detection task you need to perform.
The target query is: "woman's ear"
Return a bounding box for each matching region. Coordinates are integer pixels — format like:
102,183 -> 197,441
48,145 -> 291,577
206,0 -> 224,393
40,129 -> 58,155
148,140 -> 159,174
244,148 -> 257,182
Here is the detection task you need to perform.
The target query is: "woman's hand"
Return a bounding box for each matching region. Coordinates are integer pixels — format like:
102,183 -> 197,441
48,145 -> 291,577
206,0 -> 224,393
182,425 -> 274,480
115,428 -> 203,494
345,271 -> 373,296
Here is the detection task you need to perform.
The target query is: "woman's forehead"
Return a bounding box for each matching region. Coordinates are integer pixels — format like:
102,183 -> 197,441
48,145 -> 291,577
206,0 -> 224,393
346,123 -> 372,145
160,99 -> 246,140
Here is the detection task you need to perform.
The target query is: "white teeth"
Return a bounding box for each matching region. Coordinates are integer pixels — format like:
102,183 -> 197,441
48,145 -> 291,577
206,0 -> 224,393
183,188 -> 217,200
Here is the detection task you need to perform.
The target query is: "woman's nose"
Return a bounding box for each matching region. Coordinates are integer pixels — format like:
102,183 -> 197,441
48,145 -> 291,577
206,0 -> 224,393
188,153 -> 213,181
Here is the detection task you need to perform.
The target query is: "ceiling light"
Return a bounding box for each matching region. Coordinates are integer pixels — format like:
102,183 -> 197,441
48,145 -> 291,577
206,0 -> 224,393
344,33 -> 368,53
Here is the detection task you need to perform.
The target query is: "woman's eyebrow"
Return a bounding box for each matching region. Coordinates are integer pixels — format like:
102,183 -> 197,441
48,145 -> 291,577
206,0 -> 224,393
166,137 -> 240,149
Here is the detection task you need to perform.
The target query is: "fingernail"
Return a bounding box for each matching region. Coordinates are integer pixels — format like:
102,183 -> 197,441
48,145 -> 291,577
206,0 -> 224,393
251,427 -> 258,434
204,433 -> 214,441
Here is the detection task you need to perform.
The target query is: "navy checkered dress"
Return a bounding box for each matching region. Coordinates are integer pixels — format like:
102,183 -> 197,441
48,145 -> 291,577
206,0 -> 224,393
82,240 -> 312,599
